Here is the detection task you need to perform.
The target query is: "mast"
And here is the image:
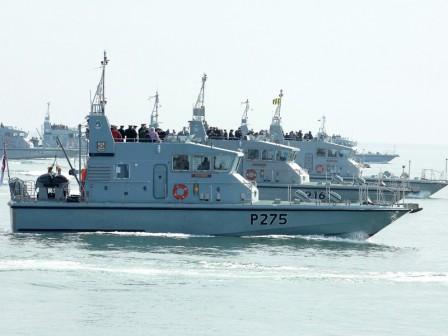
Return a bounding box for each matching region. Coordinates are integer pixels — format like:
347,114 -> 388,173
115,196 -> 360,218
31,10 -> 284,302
45,102 -> 50,122
43,102 -> 51,137
318,115 -> 327,136
192,73 -> 207,121
241,99 -> 249,125
91,51 -> 109,115
240,99 -> 250,136
149,91 -> 160,128
269,90 -> 285,142
271,89 -> 283,126
189,74 -> 208,142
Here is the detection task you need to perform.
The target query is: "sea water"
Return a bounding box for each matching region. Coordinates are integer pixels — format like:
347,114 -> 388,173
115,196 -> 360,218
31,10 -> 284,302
0,143 -> 447,336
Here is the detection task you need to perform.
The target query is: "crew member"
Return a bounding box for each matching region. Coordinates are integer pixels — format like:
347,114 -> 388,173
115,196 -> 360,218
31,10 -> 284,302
138,124 -> 148,142
118,125 -> 125,138
148,127 -> 161,142
111,125 -> 123,142
124,125 -> 136,142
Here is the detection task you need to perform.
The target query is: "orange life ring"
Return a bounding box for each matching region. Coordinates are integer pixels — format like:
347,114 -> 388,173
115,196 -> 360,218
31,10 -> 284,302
245,169 -> 257,181
315,164 -> 325,174
173,183 -> 189,200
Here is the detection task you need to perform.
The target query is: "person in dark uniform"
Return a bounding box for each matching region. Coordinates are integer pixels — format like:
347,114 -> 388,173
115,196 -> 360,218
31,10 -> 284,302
118,126 -> 125,138
138,124 -> 148,142
124,125 -> 135,142
132,126 -> 138,141
198,157 -> 210,170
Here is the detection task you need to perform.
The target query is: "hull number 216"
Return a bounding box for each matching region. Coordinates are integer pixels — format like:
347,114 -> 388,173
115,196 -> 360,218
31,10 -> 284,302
250,213 -> 288,225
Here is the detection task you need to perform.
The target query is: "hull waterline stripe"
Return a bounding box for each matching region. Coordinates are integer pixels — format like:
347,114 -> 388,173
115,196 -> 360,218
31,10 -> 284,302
10,205 -> 410,213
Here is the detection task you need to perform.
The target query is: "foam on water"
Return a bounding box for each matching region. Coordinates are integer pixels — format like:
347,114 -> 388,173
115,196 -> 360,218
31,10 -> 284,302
242,233 -> 372,244
1,259 -> 447,284
85,231 -> 214,239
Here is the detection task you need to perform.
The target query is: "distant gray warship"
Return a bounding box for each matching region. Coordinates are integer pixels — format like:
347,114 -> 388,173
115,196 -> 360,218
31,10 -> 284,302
1,103 -> 85,159
354,151 -> 399,164
315,117 -> 399,164
7,53 -> 418,237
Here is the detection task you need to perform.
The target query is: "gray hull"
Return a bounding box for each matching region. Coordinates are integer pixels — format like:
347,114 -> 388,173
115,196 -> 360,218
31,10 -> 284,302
354,153 -> 399,164
310,175 -> 447,199
7,148 -> 81,160
364,178 -> 448,199
258,184 -> 404,203
9,202 -> 409,238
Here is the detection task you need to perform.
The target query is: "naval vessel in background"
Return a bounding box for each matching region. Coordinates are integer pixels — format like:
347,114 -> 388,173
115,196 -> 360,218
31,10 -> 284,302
354,151 -> 399,164
316,116 -> 400,164
1,103 -> 85,159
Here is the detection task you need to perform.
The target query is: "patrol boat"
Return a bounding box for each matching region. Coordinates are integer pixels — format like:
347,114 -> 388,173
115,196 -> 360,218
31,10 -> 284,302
8,54 -> 416,237
187,76 -> 407,204
263,91 -> 448,198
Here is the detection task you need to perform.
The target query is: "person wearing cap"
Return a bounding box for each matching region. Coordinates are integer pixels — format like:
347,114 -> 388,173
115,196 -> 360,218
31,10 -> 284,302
138,123 -> 148,142
111,125 -> 123,142
124,125 -> 135,142
118,126 -> 125,138
148,127 -> 160,142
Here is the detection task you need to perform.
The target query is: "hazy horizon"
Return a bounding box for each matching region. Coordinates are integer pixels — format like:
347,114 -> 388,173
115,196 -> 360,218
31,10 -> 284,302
1,0 -> 447,145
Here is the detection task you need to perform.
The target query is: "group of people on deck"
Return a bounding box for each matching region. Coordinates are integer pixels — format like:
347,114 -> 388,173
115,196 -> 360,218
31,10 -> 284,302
110,124 -> 164,142
110,123 -> 316,143
284,130 -> 313,141
206,126 -> 315,141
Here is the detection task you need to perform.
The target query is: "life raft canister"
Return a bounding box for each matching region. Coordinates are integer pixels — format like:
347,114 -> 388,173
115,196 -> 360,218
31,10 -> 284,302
245,169 -> 257,181
315,164 -> 325,174
173,183 -> 189,200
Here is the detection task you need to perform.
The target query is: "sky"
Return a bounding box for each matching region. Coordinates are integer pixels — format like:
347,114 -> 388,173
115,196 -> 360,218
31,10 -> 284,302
0,0 -> 447,144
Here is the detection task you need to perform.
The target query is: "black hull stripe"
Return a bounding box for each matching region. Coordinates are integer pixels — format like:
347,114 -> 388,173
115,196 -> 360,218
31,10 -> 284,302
10,205 -> 409,212
14,229 -> 374,237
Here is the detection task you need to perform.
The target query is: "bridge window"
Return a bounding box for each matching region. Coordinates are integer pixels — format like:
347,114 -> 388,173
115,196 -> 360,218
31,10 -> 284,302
115,164 -> 129,179
173,155 -> 190,171
328,149 -> 338,158
262,150 -> 275,160
276,150 -> 288,161
192,155 -> 210,171
214,155 -> 233,171
289,151 -> 297,161
247,149 -> 260,160
316,148 -> 326,157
